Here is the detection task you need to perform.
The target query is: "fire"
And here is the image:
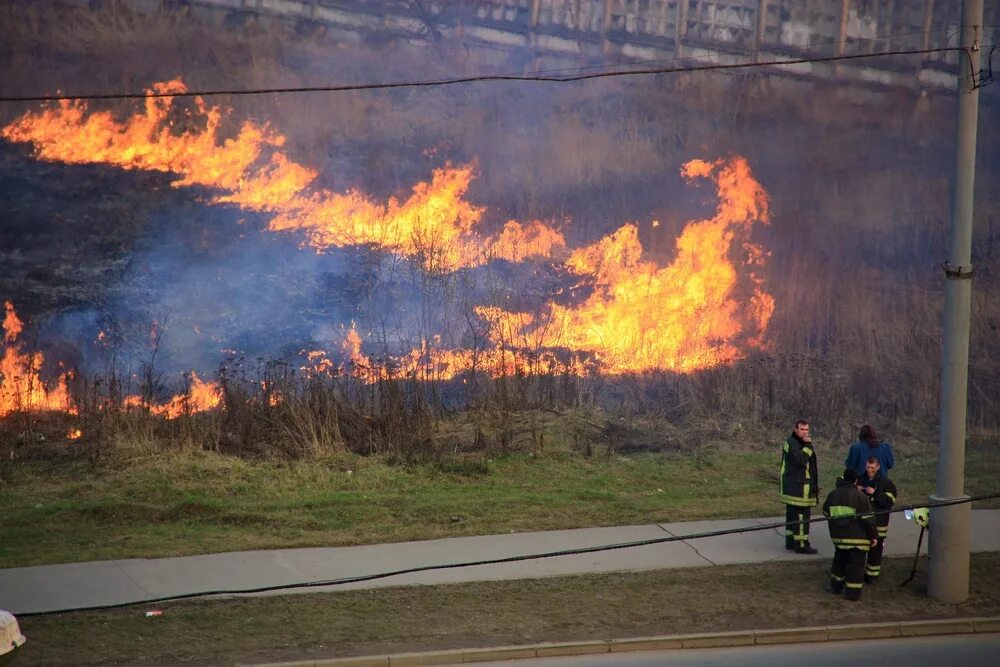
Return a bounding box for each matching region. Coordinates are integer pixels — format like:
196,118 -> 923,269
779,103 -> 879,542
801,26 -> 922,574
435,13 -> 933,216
66,428 -> 82,440
484,220 -> 567,263
2,78 -> 563,272
143,371 -> 221,419
1,302 -> 73,416
2,78 -> 775,388
119,373 -> 221,418
0,79 -> 315,207
270,164 -> 487,271
480,157 -> 773,373
335,323 -> 583,383
3,300 -> 24,344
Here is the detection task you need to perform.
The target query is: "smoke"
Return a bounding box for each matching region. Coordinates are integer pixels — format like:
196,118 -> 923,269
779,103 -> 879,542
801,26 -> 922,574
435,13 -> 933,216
4,0 -> 1000,419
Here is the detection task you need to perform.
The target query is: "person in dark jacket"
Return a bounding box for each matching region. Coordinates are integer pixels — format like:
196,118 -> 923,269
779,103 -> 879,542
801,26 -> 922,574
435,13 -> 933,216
845,424 -> 895,477
859,456 -> 897,584
823,469 -> 879,601
779,419 -> 819,554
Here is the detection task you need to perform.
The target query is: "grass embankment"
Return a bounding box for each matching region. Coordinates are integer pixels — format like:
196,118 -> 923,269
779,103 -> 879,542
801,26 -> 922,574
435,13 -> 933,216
16,553 -> 1000,666
2,420 -> 997,568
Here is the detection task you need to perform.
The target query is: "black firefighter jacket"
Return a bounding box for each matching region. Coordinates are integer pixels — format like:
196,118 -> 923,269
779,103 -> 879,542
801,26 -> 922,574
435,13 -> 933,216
779,433 -> 818,507
860,472 -> 898,537
823,479 -> 879,551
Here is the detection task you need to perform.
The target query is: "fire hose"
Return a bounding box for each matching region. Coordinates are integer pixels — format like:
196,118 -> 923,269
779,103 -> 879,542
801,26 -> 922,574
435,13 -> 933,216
13,491 -> 999,617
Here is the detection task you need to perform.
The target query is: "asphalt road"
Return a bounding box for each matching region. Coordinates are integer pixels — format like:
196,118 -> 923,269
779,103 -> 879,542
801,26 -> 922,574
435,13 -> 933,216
471,634 -> 1000,666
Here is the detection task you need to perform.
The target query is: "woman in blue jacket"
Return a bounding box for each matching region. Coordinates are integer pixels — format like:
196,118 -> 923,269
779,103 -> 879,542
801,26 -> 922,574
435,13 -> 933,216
845,425 -> 894,477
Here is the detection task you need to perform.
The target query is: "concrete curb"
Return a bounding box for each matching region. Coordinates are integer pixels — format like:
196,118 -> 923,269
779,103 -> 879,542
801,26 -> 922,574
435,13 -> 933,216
245,615 -> 1000,666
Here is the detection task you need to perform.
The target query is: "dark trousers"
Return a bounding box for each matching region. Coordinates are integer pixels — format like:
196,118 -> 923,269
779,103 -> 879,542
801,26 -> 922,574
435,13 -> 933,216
830,547 -> 867,600
785,504 -> 811,549
866,535 -> 886,581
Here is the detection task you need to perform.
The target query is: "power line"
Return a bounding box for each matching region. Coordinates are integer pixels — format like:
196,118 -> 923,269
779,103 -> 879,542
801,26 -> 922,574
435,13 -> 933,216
14,490 -> 999,617
0,46 -> 971,104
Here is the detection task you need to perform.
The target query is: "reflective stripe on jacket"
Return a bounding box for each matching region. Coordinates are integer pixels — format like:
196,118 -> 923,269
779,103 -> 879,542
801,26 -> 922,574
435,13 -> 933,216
779,433 -> 818,507
861,472 -> 897,536
823,479 -> 878,551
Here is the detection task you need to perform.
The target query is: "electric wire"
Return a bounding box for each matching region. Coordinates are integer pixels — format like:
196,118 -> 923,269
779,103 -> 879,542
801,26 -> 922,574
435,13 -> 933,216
0,46 -> 972,103
4,17 -> 996,619
15,490 -> 999,618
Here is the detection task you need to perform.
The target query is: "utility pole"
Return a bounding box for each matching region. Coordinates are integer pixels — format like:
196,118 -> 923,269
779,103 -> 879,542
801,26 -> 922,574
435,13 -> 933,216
928,0 -> 982,604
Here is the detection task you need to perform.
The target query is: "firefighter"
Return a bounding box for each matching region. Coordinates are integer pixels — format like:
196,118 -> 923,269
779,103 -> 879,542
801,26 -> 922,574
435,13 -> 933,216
823,468 -> 879,601
859,455 -> 897,583
779,419 -> 819,553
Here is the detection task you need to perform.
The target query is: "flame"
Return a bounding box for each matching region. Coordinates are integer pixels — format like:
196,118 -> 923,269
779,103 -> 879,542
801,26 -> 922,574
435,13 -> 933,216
335,323 -> 583,383
480,157 -> 773,373
66,428 -> 82,440
3,301 -> 24,344
143,371 -> 221,419
484,220 -> 567,263
301,349 -> 336,377
2,78 -> 565,272
0,79 -> 314,206
119,372 -> 221,418
1,302 -> 73,416
2,79 -> 775,387
270,164 -> 489,271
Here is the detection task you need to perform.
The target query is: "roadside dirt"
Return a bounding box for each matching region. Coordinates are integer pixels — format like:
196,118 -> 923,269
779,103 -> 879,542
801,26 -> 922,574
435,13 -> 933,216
17,553 -> 1000,665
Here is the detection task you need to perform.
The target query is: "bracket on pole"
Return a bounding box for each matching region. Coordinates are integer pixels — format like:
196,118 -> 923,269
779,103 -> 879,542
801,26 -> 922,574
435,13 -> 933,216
942,262 -> 974,280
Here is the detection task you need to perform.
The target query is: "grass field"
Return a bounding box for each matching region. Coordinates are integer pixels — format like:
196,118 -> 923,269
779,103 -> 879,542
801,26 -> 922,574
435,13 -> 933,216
14,552 -> 1000,666
2,421 -> 997,568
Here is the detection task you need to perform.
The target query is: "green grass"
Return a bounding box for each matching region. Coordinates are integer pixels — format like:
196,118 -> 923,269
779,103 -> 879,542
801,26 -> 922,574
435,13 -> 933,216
1,428 -> 997,567
14,553 -> 1000,666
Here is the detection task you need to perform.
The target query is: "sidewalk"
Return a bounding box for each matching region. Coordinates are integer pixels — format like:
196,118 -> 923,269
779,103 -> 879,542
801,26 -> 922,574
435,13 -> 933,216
4,510 -> 1000,615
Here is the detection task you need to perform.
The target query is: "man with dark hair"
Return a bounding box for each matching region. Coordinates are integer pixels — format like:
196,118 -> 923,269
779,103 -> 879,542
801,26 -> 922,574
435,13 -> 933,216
779,419 -> 819,554
845,424 -> 895,476
823,468 -> 879,601
859,456 -> 897,583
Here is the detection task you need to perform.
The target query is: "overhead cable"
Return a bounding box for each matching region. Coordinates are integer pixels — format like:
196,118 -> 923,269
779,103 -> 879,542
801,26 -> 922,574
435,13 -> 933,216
0,46 -> 971,103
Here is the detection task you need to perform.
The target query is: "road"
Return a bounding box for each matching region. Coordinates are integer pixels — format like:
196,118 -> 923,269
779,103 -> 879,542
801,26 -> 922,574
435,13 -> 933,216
471,634 -> 1000,666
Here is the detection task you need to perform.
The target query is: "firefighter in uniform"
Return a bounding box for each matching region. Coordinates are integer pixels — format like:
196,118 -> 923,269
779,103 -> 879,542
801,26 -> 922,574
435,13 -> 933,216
859,455 -> 897,584
779,419 -> 819,554
823,468 -> 879,601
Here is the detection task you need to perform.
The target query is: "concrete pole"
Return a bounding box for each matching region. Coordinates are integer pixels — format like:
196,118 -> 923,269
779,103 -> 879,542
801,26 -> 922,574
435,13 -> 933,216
928,0 -> 982,604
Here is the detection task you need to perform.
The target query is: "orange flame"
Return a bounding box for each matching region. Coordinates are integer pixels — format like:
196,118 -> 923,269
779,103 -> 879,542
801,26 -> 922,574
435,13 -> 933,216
3,301 -> 24,344
3,80 -> 774,385
145,371 -> 221,419
1,302 -> 73,416
66,428 -> 82,440
2,78 -> 565,272
480,157 -> 773,373
484,220 -> 567,263
1,79 -> 315,206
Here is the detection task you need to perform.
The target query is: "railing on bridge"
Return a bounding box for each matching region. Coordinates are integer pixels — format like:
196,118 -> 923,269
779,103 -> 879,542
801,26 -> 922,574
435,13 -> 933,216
190,0 -> 1000,91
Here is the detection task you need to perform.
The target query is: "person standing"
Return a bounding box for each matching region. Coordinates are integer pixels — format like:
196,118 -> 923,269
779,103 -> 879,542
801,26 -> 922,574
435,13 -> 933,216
779,419 -> 819,554
859,455 -> 897,584
845,424 -> 895,477
823,468 -> 879,601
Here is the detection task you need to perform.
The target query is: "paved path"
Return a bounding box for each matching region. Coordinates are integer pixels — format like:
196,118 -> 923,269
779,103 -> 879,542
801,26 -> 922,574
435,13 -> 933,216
3,510 -> 999,615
